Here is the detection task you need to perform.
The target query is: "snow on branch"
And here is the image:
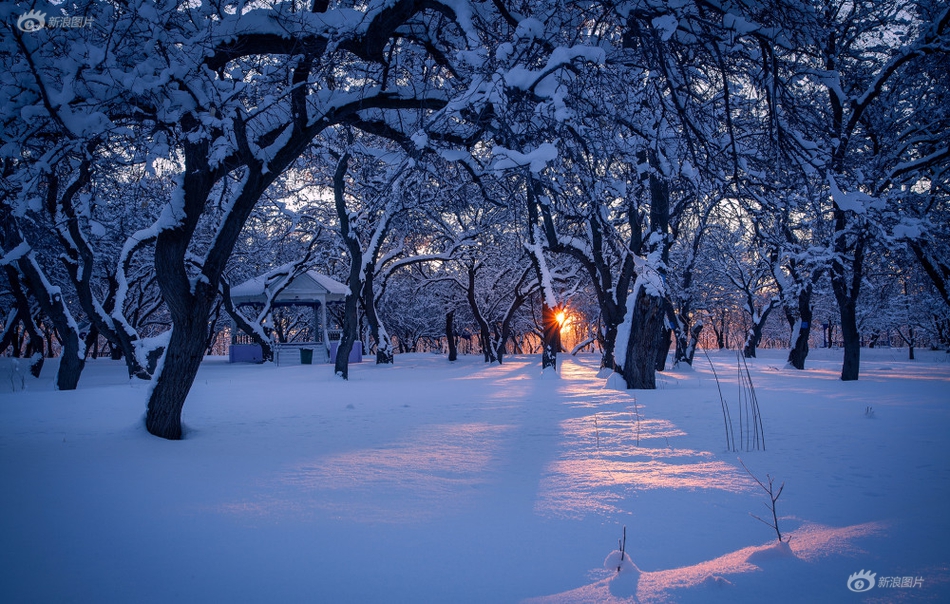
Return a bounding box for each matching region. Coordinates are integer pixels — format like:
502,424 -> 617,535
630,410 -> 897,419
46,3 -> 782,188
491,143 -> 558,174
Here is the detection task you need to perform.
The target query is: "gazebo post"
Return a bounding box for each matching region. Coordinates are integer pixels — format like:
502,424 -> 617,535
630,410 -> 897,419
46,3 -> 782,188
319,296 -> 328,357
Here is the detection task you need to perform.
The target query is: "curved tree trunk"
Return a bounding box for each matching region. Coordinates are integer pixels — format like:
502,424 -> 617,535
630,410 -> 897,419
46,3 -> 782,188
334,152 -> 360,380
743,299 -> 778,359
145,319 -> 207,440
786,285 -> 813,370
220,278 -> 274,362
674,320 -> 703,367
362,268 -> 393,365
4,268 -> 46,378
0,213 -> 85,389
466,263 -> 496,363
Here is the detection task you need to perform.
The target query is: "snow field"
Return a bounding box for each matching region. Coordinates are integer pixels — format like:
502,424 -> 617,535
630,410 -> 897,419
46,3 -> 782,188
1,348 -> 948,602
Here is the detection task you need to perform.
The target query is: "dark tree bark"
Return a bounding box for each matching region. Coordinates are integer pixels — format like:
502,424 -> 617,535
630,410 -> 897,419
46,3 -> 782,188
829,207 -> 866,381
220,278 -> 274,362
446,310 -> 457,362
621,149 -> 672,387
335,290 -> 360,379
361,265 -> 393,365
465,262 -> 496,363
145,313 -> 207,438
141,6 -> 455,438
786,284 -> 814,370
680,321 -> 704,366
908,240 -> 950,311
836,292 -> 861,380
4,267 -> 45,377
44,164 -> 151,380
333,152 -> 361,380
0,215 -> 84,390
622,287 -> 666,389
493,265 -> 534,365
540,302 -> 561,371
0,308 -> 18,357
655,326 -> 672,371
743,299 -> 778,359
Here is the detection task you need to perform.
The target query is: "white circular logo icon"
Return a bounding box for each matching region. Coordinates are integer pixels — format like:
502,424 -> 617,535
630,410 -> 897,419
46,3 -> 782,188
17,9 -> 47,32
847,570 -> 876,592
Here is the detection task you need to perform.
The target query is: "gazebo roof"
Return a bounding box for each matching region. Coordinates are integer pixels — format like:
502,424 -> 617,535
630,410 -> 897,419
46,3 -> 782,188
230,265 -> 349,306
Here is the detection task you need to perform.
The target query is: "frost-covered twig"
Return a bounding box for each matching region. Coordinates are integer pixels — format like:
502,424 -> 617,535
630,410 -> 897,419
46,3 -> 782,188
617,525 -> 627,572
739,458 -> 786,542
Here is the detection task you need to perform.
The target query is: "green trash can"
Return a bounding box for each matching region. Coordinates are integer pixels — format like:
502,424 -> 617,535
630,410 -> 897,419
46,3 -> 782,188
300,348 -> 313,364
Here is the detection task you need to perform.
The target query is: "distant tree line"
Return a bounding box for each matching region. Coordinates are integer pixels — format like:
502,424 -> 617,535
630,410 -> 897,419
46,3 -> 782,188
1,0 -> 947,438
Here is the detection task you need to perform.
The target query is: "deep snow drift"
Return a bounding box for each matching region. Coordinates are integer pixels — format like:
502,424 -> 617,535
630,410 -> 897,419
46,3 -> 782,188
1,348 -> 948,603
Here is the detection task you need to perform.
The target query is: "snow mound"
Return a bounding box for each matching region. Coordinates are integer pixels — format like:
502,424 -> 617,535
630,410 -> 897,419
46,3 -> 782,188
698,574 -> 732,588
540,367 -> 561,380
670,361 -> 695,372
604,372 -> 627,391
596,367 -> 614,379
604,550 -> 640,598
604,550 -> 640,575
745,540 -> 795,564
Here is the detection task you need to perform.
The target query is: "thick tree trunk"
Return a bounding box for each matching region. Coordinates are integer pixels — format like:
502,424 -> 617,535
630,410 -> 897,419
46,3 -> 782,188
838,300 -> 861,381
622,288 -> 666,389
334,292 -> 359,379
446,310 -> 457,362
541,302 -> 560,371
145,317 -> 207,440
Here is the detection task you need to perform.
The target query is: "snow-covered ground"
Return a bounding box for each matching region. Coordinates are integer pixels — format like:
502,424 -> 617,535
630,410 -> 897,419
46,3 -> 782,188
1,348 -> 948,603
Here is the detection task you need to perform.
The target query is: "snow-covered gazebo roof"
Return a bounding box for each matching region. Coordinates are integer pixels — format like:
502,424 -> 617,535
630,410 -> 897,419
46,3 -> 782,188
229,266 -> 349,307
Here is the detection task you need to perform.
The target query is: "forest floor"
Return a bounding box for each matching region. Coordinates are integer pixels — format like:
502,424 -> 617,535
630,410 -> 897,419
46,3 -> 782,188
1,347 -> 948,603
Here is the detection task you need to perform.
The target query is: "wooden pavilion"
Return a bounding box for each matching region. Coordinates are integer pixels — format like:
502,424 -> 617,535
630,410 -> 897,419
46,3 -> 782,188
227,267 -> 353,364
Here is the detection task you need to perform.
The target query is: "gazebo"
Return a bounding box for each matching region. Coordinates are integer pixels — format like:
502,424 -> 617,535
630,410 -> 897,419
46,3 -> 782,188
227,267 -> 354,364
